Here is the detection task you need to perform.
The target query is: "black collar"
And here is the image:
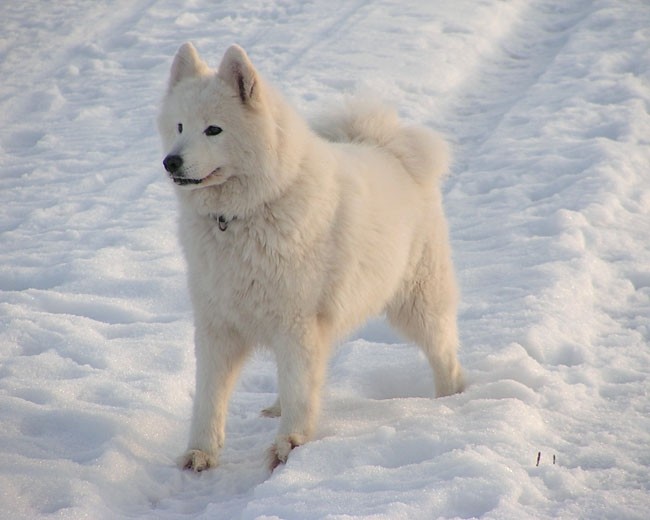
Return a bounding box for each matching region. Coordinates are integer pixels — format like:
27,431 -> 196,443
212,214 -> 237,231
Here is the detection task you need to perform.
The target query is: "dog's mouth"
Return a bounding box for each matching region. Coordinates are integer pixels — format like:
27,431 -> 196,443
171,168 -> 223,188
172,177 -> 202,186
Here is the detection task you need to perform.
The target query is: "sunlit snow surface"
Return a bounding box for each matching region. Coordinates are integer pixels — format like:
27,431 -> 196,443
1,1 -> 649,518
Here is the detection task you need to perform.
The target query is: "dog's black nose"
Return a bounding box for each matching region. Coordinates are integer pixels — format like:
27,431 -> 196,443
163,154 -> 183,174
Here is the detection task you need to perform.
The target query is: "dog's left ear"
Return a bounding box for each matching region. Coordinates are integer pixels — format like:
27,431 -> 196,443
218,45 -> 260,106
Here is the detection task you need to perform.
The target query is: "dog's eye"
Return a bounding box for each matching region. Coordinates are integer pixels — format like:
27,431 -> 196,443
204,125 -> 223,136
177,123 -> 183,134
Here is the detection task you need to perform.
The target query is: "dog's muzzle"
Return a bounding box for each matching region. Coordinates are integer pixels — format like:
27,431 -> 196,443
163,154 -> 202,185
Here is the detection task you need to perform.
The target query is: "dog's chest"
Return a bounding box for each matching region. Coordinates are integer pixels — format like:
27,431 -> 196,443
182,217 -> 317,331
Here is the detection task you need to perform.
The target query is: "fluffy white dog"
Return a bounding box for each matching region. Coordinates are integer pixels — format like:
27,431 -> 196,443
158,43 -> 464,471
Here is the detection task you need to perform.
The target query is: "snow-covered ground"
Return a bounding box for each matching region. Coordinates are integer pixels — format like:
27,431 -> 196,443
1,0 -> 649,518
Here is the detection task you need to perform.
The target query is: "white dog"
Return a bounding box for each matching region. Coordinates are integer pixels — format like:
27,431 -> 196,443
158,43 -> 464,471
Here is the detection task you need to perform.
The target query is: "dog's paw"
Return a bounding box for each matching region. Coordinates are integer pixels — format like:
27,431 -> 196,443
435,368 -> 466,398
177,449 -> 217,472
267,435 -> 303,471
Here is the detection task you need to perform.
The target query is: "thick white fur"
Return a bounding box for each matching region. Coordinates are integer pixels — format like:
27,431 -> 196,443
158,43 -> 464,472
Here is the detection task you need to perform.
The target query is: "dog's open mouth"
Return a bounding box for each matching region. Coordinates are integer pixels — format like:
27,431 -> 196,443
172,177 -> 202,186
171,168 -> 222,187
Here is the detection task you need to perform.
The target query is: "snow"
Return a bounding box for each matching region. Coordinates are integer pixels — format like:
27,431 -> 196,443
1,0 -> 649,518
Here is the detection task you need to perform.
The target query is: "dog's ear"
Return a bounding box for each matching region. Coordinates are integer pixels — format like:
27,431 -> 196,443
168,42 -> 209,91
217,45 -> 259,106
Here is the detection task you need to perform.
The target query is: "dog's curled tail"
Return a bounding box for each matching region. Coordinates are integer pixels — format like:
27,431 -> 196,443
314,96 -> 450,183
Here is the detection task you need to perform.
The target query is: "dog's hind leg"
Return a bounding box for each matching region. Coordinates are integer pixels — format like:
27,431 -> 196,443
386,245 -> 465,398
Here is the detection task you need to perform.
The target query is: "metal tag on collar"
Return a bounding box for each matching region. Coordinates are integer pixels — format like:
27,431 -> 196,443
217,215 -> 229,231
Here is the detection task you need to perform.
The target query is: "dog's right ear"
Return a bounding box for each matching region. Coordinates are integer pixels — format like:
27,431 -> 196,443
167,42 -> 209,91
217,45 -> 260,106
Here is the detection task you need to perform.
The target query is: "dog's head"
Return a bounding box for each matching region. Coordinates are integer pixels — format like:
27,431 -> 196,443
157,43 -> 276,191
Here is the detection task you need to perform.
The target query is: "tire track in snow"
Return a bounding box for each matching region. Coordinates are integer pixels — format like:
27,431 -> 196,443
439,0 -> 596,344
443,0 -> 594,175
443,0 -> 650,367
442,1 -> 650,509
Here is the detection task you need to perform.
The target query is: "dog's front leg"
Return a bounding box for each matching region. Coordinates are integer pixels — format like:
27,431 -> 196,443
269,326 -> 330,469
179,325 -> 249,472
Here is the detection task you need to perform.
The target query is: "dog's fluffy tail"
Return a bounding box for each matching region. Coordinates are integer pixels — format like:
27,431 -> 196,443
313,96 -> 450,183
